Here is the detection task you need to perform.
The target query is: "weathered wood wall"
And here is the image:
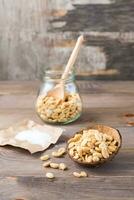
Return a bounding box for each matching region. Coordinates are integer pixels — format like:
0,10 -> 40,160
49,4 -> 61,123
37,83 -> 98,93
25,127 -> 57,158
0,0 -> 134,80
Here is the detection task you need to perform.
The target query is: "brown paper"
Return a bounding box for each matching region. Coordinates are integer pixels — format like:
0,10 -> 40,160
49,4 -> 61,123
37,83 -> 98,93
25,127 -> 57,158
0,120 -> 64,153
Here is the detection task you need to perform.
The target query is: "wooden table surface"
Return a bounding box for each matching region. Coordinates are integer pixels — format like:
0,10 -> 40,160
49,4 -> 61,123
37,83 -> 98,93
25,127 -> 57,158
0,81 -> 134,200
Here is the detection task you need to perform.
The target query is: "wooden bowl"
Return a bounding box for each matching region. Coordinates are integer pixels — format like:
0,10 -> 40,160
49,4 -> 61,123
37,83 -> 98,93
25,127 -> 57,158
67,124 -> 122,167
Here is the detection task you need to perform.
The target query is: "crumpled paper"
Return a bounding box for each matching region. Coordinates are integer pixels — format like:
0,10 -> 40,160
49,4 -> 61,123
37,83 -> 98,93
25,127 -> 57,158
0,120 -> 64,153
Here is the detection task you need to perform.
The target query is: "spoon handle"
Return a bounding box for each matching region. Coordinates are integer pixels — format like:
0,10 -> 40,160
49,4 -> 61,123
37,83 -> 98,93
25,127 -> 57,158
61,35 -> 84,80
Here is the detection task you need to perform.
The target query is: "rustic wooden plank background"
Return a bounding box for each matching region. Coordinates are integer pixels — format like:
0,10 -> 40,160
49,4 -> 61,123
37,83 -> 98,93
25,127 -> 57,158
0,0 -> 134,80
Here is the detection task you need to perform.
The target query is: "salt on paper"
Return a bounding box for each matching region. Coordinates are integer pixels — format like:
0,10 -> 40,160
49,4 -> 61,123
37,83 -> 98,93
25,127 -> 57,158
15,129 -> 51,147
0,120 -> 64,153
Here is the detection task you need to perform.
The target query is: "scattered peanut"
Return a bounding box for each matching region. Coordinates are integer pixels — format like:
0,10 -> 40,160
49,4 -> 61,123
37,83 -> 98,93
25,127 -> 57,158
73,171 -> 88,178
59,163 -> 67,170
80,171 -> 88,177
52,147 -> 66,158
52,151 -> 59,157
58,147 -> 66,154
43,161 -> 51,167
50,163 -> 59,169
73,172 -> 81,178
46,172 -> 54,179
40,154 -> 50,161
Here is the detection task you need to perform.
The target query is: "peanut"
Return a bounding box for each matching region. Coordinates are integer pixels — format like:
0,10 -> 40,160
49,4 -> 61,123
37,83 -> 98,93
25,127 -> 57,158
68,142 -> 75,149
82,147 -> 90,153
43,161 -> 51,167
73,171 -> 87,178
86,155 -> 93,163
92,156 -> 100,162
111,140 -> 118,146
76,146 -> 83,155
52,151 -> 59,157
95,147 -> 101,152
95,132 -> 103,141
68,134 -> 81,143
50,163 -> 59,169
46,172 -> 54,179
81,139 -> 88,146
58,147 -> 66,154
73,153 -> 79,160
73,172 -> 81,178
40,155 -> 50,161
108,145 -> 117,153
52,147 -> 66,158
69,148 -> 75,157
59,163 -> 67,170
93,152 -> 102,159
80,171 -> 88,177
101,147 -> 109,159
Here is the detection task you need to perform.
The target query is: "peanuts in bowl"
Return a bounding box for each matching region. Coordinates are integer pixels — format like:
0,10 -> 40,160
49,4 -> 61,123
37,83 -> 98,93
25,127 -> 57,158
67,125 -> 122,166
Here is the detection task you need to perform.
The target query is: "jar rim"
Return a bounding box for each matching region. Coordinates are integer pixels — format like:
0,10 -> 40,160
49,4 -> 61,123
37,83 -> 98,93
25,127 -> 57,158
43,69 -> 75,82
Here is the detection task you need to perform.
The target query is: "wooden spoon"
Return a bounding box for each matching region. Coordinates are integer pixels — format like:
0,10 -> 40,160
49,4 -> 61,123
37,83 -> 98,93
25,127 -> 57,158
47,35 -> 84,100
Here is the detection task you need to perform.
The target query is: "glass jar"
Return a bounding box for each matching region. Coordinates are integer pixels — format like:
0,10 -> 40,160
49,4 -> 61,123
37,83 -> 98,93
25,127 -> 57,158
35,70 -> 82,124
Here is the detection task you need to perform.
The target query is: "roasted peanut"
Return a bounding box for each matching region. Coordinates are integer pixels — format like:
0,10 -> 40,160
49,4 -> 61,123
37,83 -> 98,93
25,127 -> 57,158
92,156 -> 100,162
94,132 -> 103,141
93,152 -> 102,159
86,155 -> 93,163
73,171 -> 87,178
73,153 -> 79,160
68,142 -> 75,149
73,172 -> 81,178
76,146 -> 83,157
43,161 -> 51,167
80,171 -> 88,177
68,134 -> 81,143
82,147 -> 90,153
58,147 -> 66,154
101,147 -> 109,159
40,155 -> 50,161
59,163 -> 67,170
81,139 -> 88,146
95,141 -> 101,146
46,172 -> 54,179
69,148 -> 75,157
52,147 -> 66,158
50,163 -> 59,169
52,151 -> 59,157
108,145 -> 117,153
95,147 -> 101,152
111,140 -> 118,146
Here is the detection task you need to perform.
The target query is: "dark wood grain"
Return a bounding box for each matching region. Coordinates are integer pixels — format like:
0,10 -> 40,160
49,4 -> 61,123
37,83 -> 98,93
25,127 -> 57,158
0,0 -> 134,80
0,81 -> 134,200
0,176 -> 134,200
51,0 -> 134,32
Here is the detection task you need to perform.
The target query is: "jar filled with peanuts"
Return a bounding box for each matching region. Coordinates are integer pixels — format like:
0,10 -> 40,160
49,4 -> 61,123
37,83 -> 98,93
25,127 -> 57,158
36,70 -> 82,124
